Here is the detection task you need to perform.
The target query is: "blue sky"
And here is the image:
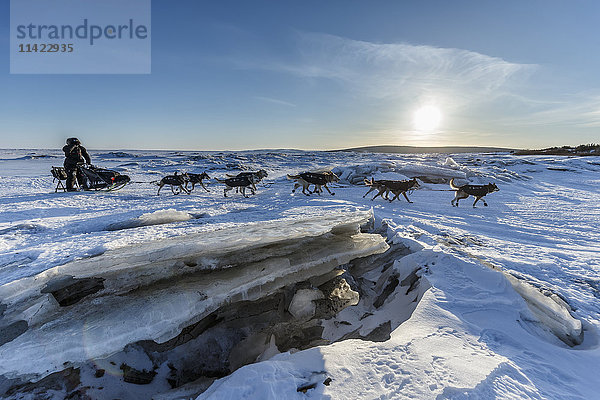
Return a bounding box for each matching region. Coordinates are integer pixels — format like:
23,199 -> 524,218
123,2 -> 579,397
1,0 -> 600,150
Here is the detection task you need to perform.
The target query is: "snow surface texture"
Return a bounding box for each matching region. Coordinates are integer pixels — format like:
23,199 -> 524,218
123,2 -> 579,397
0,149 -> 599,399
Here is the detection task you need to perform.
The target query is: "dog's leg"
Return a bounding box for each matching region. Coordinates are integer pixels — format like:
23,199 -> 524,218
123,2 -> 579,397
473,197 -> 488,207
389,192 -> 400,202
383,190 -> 390,200
181,185 -> 191,195
223,187 -> 229,197
292,182 -> 300,193
157,183 -> 164,196
200,182 -> 210,192
302,183 -> 311,196
402,192 -> 413,203
371,190 -> 383,201
457,193 -> 471,206
363,187 -> 375,198
323,184 -> 335,196
453,191 -> 468,207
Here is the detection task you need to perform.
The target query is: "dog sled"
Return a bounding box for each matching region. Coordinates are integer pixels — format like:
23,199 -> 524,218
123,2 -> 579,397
51,165 -> 131,192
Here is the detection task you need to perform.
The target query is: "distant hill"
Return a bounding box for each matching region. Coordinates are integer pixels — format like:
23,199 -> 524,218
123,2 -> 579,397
337,145 -> 516,154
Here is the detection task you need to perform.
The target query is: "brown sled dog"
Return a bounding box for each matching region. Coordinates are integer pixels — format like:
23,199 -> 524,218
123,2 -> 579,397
364,178 -> 419,202
363,178 -> 392,200
450,178 -> 499,207
386,178 -> 420,203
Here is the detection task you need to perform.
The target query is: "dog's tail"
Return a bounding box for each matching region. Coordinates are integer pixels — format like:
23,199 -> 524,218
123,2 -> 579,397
449,178 -> 460,190
215,178 -> 227,183
287,174 -> 301,180
364,178 -> 373,187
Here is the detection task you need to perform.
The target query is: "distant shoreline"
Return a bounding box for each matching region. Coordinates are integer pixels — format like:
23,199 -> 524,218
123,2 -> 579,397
514,144 -> 599,156
336,145 -> 516,154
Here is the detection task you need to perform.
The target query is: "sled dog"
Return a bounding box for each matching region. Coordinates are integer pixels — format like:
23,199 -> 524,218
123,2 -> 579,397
364,178 -> 419,202
226,169 -> 268,192
450,178 -> 499,207
363,178 -> 391,200
385,178 -> 420,203
185,172 -> 211,192
287,171 -> 339,196
156,172 -> 190,195
216,176 -> 255,198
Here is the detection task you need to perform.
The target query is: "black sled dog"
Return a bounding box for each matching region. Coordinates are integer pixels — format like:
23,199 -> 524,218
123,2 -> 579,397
216,176 -> 255,197
185,172 -> 211,192
450,178 -> 499,207
156,172 -> 190,195
287,171 -> 339,196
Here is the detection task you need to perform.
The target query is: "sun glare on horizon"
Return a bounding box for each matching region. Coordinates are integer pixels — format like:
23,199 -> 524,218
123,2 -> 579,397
414,105 -> 442,132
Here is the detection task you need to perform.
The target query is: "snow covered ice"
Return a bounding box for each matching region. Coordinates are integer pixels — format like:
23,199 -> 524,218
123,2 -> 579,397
0,149 -> 599,399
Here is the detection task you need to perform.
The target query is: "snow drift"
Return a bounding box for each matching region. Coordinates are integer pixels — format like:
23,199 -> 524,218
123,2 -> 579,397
104,209 -> 196,231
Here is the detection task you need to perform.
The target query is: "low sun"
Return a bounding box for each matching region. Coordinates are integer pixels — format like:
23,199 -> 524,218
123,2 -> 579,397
414,105 -> 442,132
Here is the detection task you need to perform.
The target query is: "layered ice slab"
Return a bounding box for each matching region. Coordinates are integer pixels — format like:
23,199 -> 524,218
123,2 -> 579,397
0,211 -> 388,381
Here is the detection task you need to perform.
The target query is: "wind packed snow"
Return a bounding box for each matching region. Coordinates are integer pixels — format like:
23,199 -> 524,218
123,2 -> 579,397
104,209 -> 198,231
1,149 -> 599,399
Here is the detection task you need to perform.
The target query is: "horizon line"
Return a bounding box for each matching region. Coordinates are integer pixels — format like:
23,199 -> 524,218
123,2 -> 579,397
0,144 -> 525,152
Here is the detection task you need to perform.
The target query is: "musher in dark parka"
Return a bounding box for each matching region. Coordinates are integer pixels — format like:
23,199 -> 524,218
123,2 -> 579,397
63,137 -> 91,191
